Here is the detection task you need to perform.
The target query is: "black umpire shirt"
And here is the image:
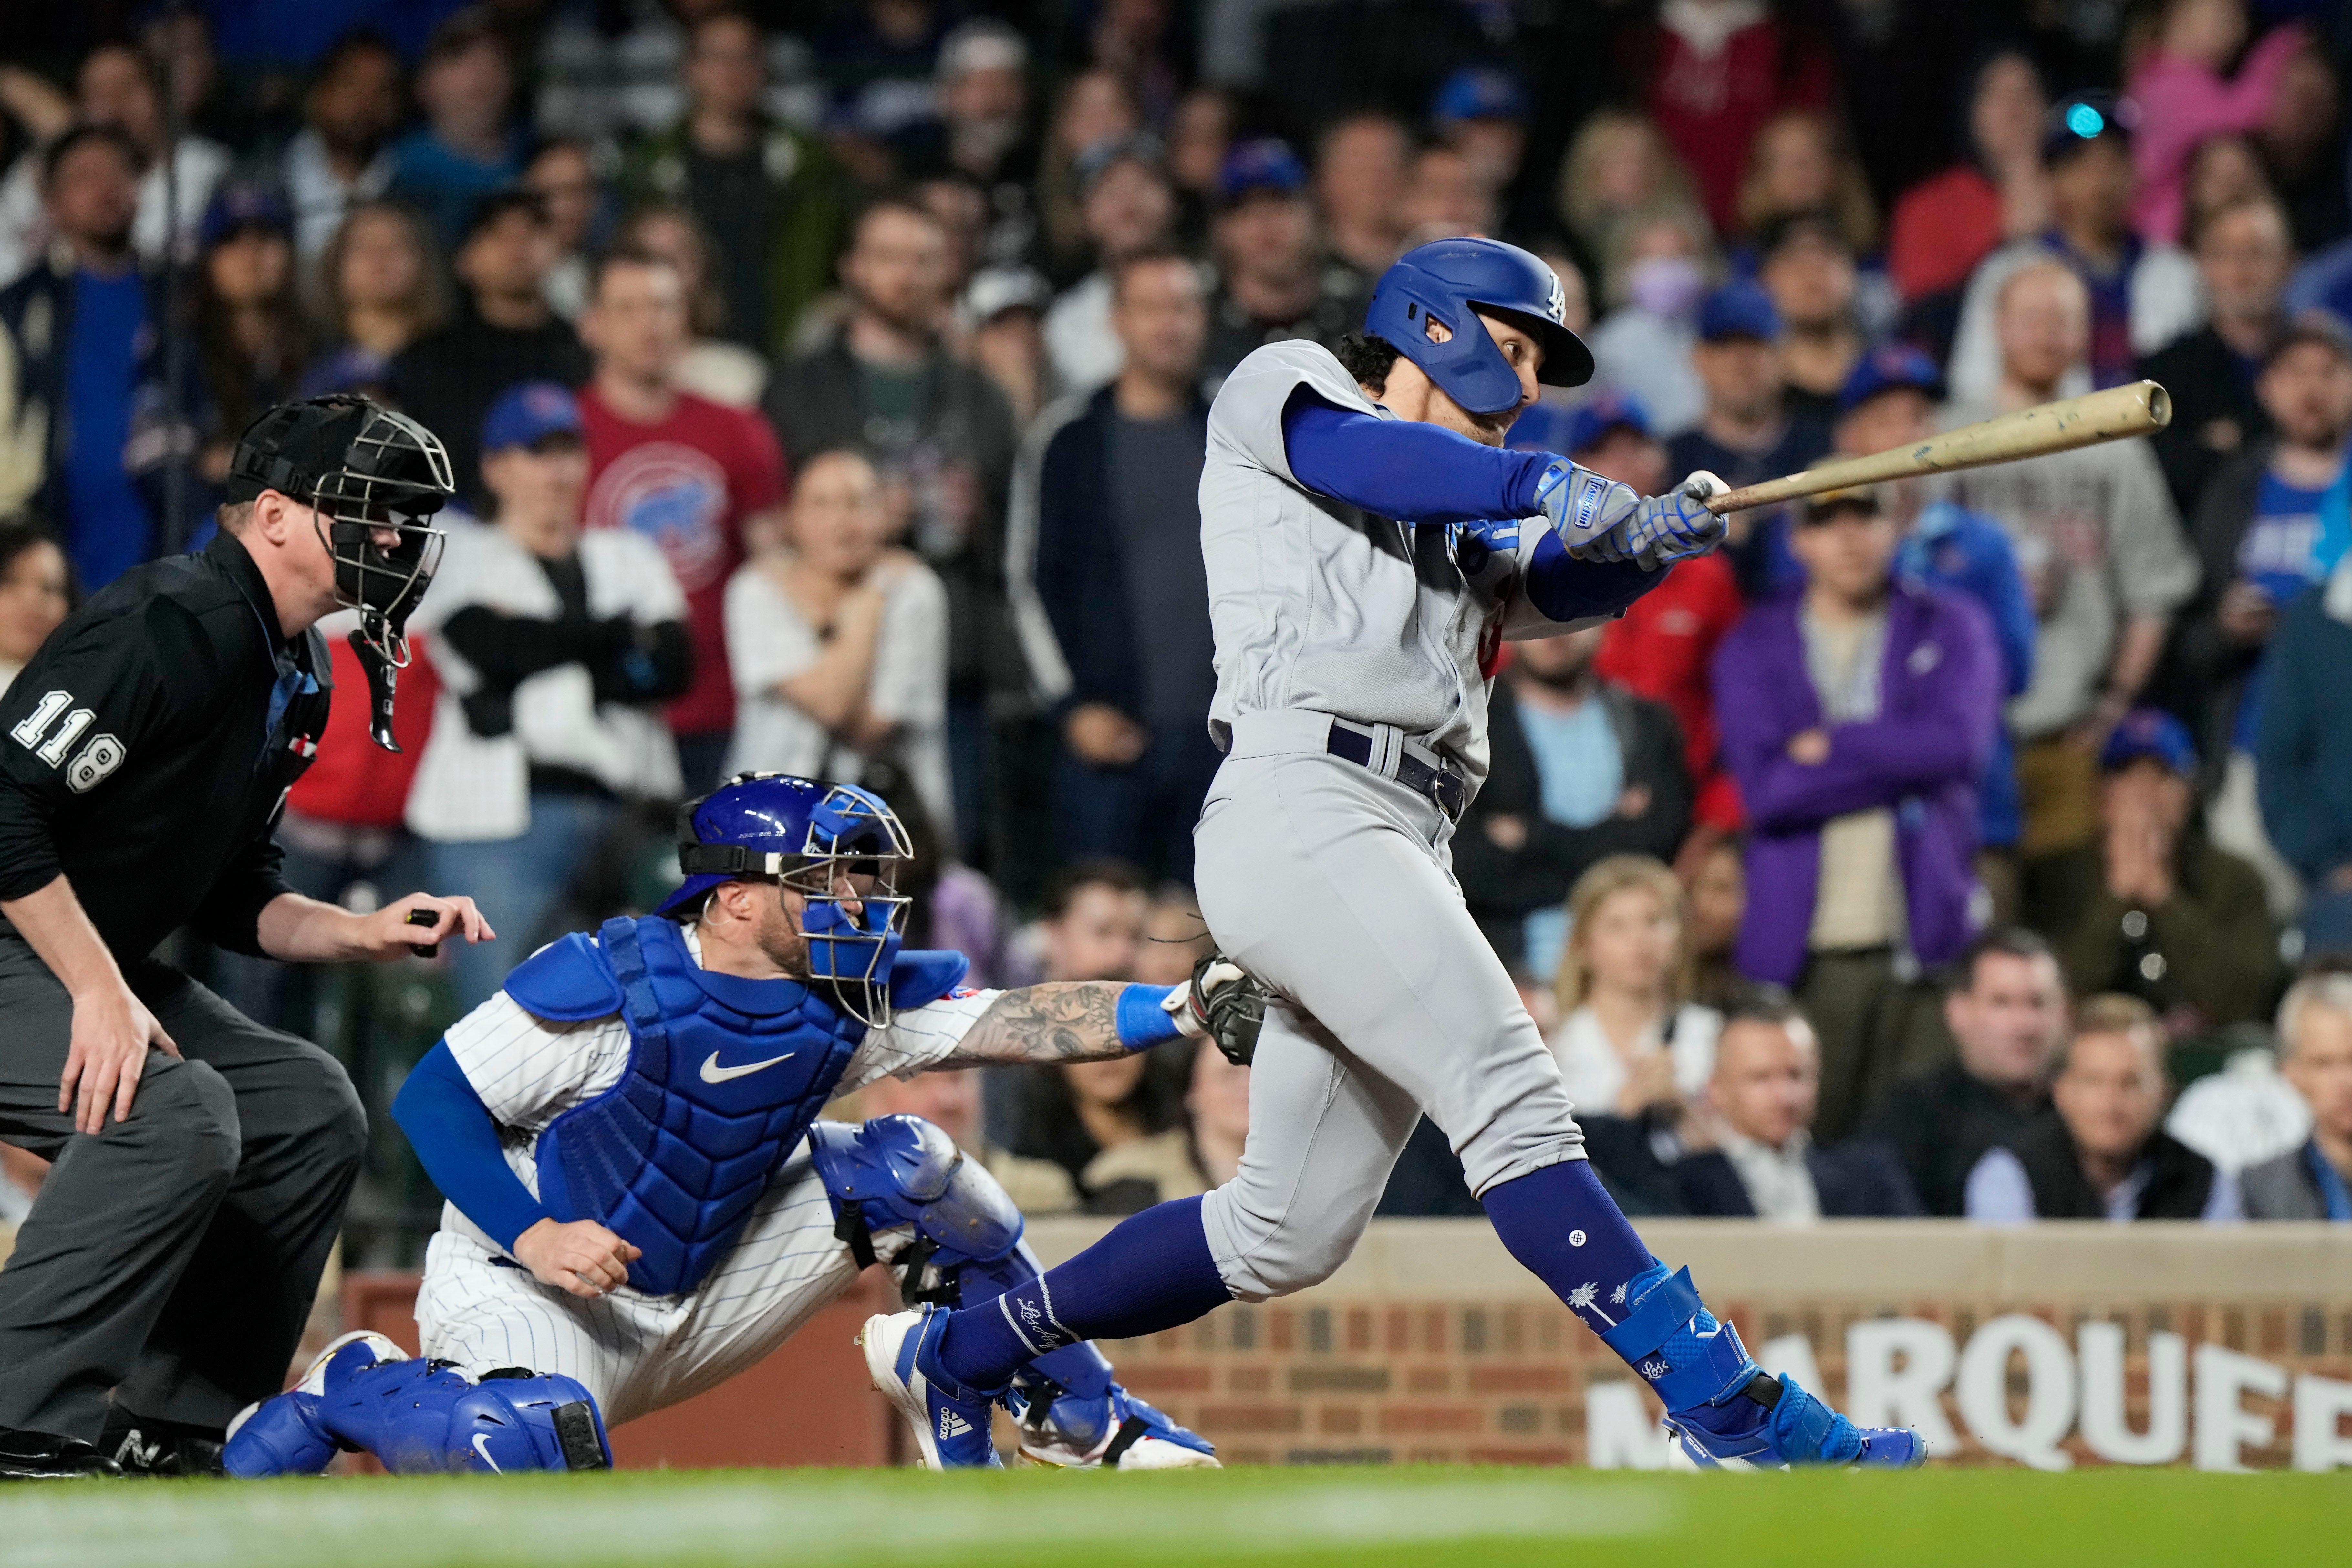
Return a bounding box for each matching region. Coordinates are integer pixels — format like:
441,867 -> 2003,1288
0,530 -> 330,961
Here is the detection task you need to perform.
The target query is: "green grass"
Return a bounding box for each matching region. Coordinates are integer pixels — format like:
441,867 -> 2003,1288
0,1466 -> 2341,1568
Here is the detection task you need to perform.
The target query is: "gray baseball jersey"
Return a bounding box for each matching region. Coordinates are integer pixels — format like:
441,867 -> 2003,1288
1200,339 -> 1602,790
1189,339 -> 1612,1303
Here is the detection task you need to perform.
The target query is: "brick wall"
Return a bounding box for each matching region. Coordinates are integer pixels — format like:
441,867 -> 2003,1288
1032,1218 -> 2352,1469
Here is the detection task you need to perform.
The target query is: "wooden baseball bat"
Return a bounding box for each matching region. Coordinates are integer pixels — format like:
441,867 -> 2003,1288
1701,379 -> 2173,515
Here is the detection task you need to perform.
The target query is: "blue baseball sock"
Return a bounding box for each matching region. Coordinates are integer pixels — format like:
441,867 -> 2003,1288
937,1196 -> 1230,1391
1480,1157 -> 1657,1338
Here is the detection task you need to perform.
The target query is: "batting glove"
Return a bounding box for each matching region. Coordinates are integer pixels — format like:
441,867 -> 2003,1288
1533,459 -> 1639,558
1608,470 -> 1730,569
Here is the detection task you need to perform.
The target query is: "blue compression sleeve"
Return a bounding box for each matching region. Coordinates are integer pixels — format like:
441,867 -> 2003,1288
1518,528 -> 1665,622
1281,392 -> 1556,523
391,1041 -> 550,1252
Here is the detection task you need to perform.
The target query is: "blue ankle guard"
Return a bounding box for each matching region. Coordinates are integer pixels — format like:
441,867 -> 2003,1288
1599,1264 -> 1757,1413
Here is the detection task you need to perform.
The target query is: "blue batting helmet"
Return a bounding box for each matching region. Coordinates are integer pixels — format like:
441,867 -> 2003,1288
658,773 -> 913,1026
1363,238 -> 1594,415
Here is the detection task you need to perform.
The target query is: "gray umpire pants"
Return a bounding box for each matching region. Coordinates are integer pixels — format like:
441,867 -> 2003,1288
0,934 -> 367,1440
1193,719 -> 1587,1303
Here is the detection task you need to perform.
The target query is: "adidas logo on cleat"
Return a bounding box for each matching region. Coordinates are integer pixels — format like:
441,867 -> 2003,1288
938,1409 -> 974,1440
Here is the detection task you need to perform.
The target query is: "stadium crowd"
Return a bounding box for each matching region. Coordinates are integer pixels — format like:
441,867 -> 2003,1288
5,0 -> 2352,1254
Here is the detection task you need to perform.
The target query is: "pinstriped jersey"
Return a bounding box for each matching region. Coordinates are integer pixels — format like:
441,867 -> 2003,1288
435,925 -> 993,1259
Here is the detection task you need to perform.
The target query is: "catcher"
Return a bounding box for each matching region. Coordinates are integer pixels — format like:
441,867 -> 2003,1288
224,772 -> 1267,1475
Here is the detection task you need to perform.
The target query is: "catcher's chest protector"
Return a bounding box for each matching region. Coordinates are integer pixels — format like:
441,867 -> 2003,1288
530,916 -> 864,1296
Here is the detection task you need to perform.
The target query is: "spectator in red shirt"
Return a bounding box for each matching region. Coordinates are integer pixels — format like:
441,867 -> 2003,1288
578,247 -> 786,793
1887,49 -> 2050,309
1512,395 -> 1745,843
1643,0 -> 1836,235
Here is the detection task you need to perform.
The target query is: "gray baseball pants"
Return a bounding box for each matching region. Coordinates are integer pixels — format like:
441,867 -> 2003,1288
0,934 -> 367,1440
1193,716 -> 1586,1302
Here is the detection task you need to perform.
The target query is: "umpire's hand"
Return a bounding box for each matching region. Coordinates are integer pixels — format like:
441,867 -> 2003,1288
514,1218 -> 642,1299
60,980 -> 180,1136
356,893 -> 494,960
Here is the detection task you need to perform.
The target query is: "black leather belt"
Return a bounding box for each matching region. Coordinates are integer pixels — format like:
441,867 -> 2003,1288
1325,722 -> 1467,821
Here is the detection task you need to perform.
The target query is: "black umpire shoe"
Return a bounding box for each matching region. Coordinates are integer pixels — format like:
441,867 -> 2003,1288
105,1422 -> 226,1479
0,1427 -> 123,1480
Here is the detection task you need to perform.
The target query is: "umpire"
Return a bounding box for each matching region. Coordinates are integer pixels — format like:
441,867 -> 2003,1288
0,397 -> 492,1478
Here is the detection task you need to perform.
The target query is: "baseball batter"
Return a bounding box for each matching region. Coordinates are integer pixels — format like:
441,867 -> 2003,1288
862,239 -> 1924,1471
222,774 -> 1262,1475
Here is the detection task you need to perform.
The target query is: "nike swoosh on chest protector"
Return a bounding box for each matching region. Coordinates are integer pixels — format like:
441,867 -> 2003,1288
699,1049 -> 799,1084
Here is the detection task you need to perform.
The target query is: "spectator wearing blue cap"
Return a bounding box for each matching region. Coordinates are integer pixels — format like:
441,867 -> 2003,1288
405,381 -> 693,1011
2027,707 -> 2280,1030
1202,139 -> 1356,386
1835,344 -> 2036,908
192,184 -> 310,488
1946,94 -> 2205,404
1431,67 -> 1528,208
1666,279 -> 1831,600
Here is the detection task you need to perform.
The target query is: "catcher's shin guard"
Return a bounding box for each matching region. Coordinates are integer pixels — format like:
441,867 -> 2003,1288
223,1330 -> 408,1477
809,1115 -> 1025,1300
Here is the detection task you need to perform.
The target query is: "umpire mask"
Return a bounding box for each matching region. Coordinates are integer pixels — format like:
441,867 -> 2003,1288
228,397 -> 455,752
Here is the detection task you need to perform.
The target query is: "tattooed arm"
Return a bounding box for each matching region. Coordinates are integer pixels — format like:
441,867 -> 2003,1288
935,983 -> 1136,1066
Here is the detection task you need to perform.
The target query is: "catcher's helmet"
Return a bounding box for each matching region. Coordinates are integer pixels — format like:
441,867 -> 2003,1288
659,773 -> 914,1027
1363,237 -> 1594,415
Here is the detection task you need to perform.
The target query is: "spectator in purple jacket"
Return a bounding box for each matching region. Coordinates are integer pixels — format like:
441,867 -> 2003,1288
1713,479 -> 2003,1141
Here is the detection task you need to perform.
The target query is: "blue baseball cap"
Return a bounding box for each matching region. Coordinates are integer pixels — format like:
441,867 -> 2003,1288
1510,391 -> 1652,457
199,182 -> 292,250
1218,138 -> 1308,206
2100,707 -> 2198,777
1839,342 -> 1946,412
1432,67 -> 1528,125
1698,280 -> 1781,343
481,381 -> 585,453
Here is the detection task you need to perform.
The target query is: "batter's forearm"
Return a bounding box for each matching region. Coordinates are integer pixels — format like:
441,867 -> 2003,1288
0,874 -> 130,999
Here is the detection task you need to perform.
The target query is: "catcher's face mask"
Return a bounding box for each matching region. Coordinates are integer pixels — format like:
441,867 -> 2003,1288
229,398 -> 455,752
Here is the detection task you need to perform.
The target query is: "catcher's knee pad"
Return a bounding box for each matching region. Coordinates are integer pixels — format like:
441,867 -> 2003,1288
326,1357 -> 612,1475
440,1373 -> 614,1475
809,1115 -> 1023,1300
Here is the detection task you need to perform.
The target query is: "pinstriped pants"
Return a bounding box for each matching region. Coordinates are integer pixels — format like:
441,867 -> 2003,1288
415,1140 -> 906,1427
